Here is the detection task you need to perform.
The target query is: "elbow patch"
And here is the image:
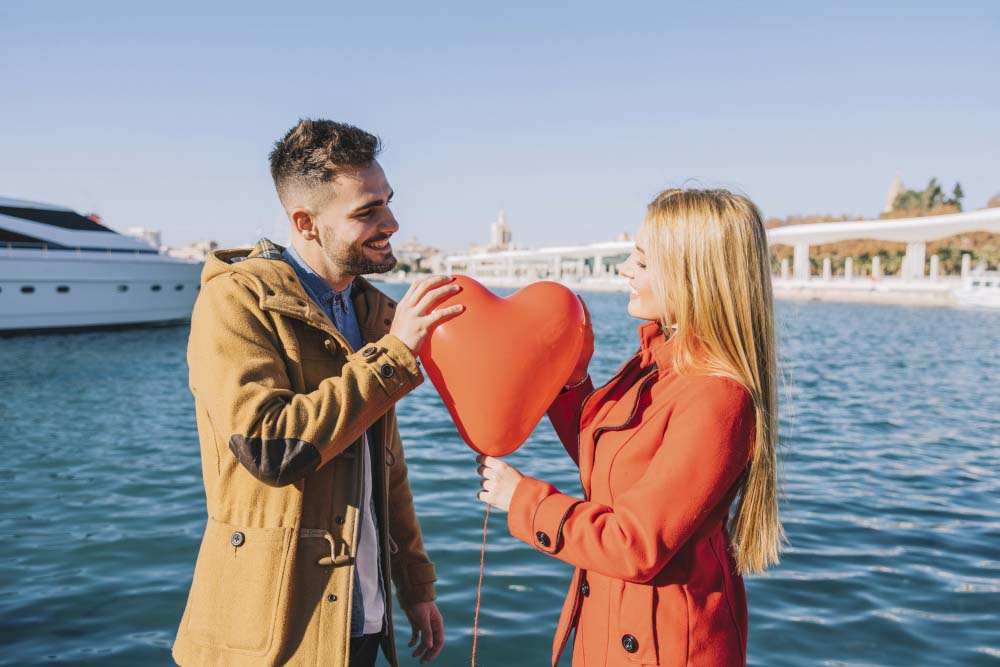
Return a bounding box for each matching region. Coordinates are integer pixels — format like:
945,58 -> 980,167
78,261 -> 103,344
229,435 -> 321,487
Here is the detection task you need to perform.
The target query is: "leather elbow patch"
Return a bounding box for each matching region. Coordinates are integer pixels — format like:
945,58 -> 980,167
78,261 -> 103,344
228,435 -> 320,487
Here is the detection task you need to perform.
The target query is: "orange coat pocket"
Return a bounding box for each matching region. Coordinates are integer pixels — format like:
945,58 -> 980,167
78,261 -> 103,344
185,518 -> 295,655
615,580 -> 659,665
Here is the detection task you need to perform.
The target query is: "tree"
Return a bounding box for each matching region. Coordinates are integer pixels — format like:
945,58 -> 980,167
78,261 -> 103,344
945,182 -> 964,210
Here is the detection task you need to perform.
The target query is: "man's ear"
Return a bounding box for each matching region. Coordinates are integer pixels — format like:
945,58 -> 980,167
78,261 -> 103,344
289,207 -> 318,241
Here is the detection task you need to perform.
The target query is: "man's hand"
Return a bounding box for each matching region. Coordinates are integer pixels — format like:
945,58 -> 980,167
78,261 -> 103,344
404,600 -> 445,663
389,275 -> 464,355
567,296 -> 594,385
476,454 -> 524,513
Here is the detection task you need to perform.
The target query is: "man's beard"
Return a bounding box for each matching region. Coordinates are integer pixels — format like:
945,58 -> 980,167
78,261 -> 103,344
322,229 -> 397,276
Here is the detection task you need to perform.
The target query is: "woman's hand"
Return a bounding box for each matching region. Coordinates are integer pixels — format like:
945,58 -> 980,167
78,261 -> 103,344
568,296 -> 594,385
476,455 -> 524,512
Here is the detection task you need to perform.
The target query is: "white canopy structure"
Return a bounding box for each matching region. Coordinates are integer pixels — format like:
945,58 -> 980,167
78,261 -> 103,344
439,207 -> 1000,282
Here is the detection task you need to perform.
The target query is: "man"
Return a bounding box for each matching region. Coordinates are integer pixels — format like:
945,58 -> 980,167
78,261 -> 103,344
173,119 -> 462,667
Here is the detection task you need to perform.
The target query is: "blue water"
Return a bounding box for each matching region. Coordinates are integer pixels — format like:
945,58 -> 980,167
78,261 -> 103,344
1,291 -> 998,666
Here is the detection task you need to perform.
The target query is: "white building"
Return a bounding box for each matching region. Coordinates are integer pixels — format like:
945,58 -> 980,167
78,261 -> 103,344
883,176 -> 906,214
490,209 -> 512,250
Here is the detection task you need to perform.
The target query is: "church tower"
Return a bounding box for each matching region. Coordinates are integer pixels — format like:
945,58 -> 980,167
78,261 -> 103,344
490,209 -> 512,249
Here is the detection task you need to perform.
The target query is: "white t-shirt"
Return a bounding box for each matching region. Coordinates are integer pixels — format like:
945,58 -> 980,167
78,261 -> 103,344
356,433 -> 385,634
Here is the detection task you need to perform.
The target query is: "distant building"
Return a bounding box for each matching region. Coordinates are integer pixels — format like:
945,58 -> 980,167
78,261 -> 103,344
166,240 -> 218,262
490,209 -> 512,250
884,176 -> 906,214
125,227 -> 162,249
395,237 -> 440,272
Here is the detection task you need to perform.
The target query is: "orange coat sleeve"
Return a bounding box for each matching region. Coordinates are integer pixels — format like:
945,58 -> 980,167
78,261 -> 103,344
508,377 -> 754,583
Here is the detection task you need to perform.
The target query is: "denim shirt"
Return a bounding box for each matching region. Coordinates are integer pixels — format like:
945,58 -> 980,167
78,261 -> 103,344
282,245 -> 385,637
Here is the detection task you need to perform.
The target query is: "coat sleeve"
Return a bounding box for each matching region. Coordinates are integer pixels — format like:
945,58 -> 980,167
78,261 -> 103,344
188,274 -> 423,487
383,409 -> 437,609
545,376 -> 595,465
508,377 -> 754,583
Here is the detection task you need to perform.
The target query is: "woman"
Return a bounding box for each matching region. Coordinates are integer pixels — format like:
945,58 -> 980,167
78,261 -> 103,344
477,188 -> 782,667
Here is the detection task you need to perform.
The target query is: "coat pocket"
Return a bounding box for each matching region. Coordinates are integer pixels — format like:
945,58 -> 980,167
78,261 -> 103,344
186,518 -> 295,655
615,580 -> 660,665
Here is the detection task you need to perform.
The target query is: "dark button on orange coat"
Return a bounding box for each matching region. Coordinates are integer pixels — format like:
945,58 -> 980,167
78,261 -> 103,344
508,322 -> 754,666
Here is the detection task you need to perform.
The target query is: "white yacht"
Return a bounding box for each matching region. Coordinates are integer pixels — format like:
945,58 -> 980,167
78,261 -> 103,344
953,272 -> 1000,310
0,197 -> 202,334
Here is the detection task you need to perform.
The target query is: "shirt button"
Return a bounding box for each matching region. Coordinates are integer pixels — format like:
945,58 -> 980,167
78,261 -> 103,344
535,531 -> 551,547
230,531 -> 245,548
327,594 -> 337,602
380,364 -> 395,378
622,634 -> 638,653
581,580 -> 590,597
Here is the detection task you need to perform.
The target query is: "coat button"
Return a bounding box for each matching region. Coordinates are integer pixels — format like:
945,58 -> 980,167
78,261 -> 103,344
335,515 -> 345,525
362,347 -> 377,358
380,364 -> 395,378
327,594 -> 337,602
535,531 -> 551,547
580,580 -> 590,597
622,634 -> 638,653
383,318 -> 392,326
230,531 -> 245,547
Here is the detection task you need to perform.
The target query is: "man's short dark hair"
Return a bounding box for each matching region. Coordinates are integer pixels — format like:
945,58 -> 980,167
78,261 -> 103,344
269,119 -> 381,204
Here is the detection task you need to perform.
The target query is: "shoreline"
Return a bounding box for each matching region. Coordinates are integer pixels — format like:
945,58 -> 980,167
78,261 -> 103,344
374,275 -> 987,308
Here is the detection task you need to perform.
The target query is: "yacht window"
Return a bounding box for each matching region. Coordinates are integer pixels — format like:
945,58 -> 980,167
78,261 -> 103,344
151,284 -> 162,292
57,285 -> 70,293
117,285 -> 129,292
21,286 -> 35,294
175,284 -> 184,291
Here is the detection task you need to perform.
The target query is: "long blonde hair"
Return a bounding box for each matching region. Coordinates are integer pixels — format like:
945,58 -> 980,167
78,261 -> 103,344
643,188 -> 782,574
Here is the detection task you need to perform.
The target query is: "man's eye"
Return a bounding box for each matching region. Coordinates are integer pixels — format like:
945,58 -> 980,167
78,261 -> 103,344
637,262 -> 647,269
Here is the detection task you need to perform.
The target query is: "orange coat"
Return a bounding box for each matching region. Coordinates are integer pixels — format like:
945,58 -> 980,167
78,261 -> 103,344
507,322 -> 754,666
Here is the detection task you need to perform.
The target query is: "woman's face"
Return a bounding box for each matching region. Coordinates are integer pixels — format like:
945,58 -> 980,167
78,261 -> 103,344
619,225 -> 664,322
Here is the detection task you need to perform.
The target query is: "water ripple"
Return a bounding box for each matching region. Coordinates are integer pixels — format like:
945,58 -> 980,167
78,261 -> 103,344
0,296 -> 997,666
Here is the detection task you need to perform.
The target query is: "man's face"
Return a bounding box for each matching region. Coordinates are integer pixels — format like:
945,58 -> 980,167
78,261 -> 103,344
312,160 -> 399,276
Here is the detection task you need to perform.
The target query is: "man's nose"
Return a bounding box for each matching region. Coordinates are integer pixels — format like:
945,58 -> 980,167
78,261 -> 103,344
380,210 -> 399,234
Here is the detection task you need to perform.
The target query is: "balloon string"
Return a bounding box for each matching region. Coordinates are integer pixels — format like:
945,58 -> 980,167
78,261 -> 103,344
471,503 -> 490,666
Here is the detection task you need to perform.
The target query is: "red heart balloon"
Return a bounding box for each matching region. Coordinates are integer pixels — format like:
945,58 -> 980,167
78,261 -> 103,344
419,276 -> 585,457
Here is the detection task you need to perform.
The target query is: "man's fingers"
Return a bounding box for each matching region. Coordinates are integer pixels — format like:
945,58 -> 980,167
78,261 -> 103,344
428,304 -> 464,324
402,275 -> 452,308
415,283 -> 461,315
408,623 -> 419,647
411,276 -> 454,305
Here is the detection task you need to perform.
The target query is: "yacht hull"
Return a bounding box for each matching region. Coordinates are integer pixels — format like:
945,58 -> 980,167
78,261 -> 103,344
1,249 -> 202,334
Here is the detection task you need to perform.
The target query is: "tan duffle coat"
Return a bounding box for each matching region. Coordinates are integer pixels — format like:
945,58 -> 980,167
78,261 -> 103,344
172,240 -> 437,667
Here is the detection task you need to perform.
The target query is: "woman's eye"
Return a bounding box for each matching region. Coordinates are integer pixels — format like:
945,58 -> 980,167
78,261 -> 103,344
637,261 -> 647,269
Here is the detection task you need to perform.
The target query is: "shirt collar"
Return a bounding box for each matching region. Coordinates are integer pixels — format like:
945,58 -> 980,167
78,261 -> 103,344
282,245 -> 352,303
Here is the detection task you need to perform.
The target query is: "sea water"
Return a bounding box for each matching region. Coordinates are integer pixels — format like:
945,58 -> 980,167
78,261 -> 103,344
1,291 -> 997,666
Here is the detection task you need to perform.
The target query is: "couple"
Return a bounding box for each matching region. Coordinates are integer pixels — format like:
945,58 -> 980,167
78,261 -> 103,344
171,118 -> 782,667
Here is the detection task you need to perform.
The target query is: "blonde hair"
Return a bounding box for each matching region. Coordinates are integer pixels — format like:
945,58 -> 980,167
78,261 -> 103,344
643,188 -> 783,574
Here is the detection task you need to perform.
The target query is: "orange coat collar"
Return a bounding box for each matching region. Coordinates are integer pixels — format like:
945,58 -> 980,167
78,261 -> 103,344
638,321 -> 674,370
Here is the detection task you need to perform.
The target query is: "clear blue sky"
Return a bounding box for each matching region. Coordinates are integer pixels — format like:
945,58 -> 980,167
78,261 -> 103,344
2,1 -> 998,250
